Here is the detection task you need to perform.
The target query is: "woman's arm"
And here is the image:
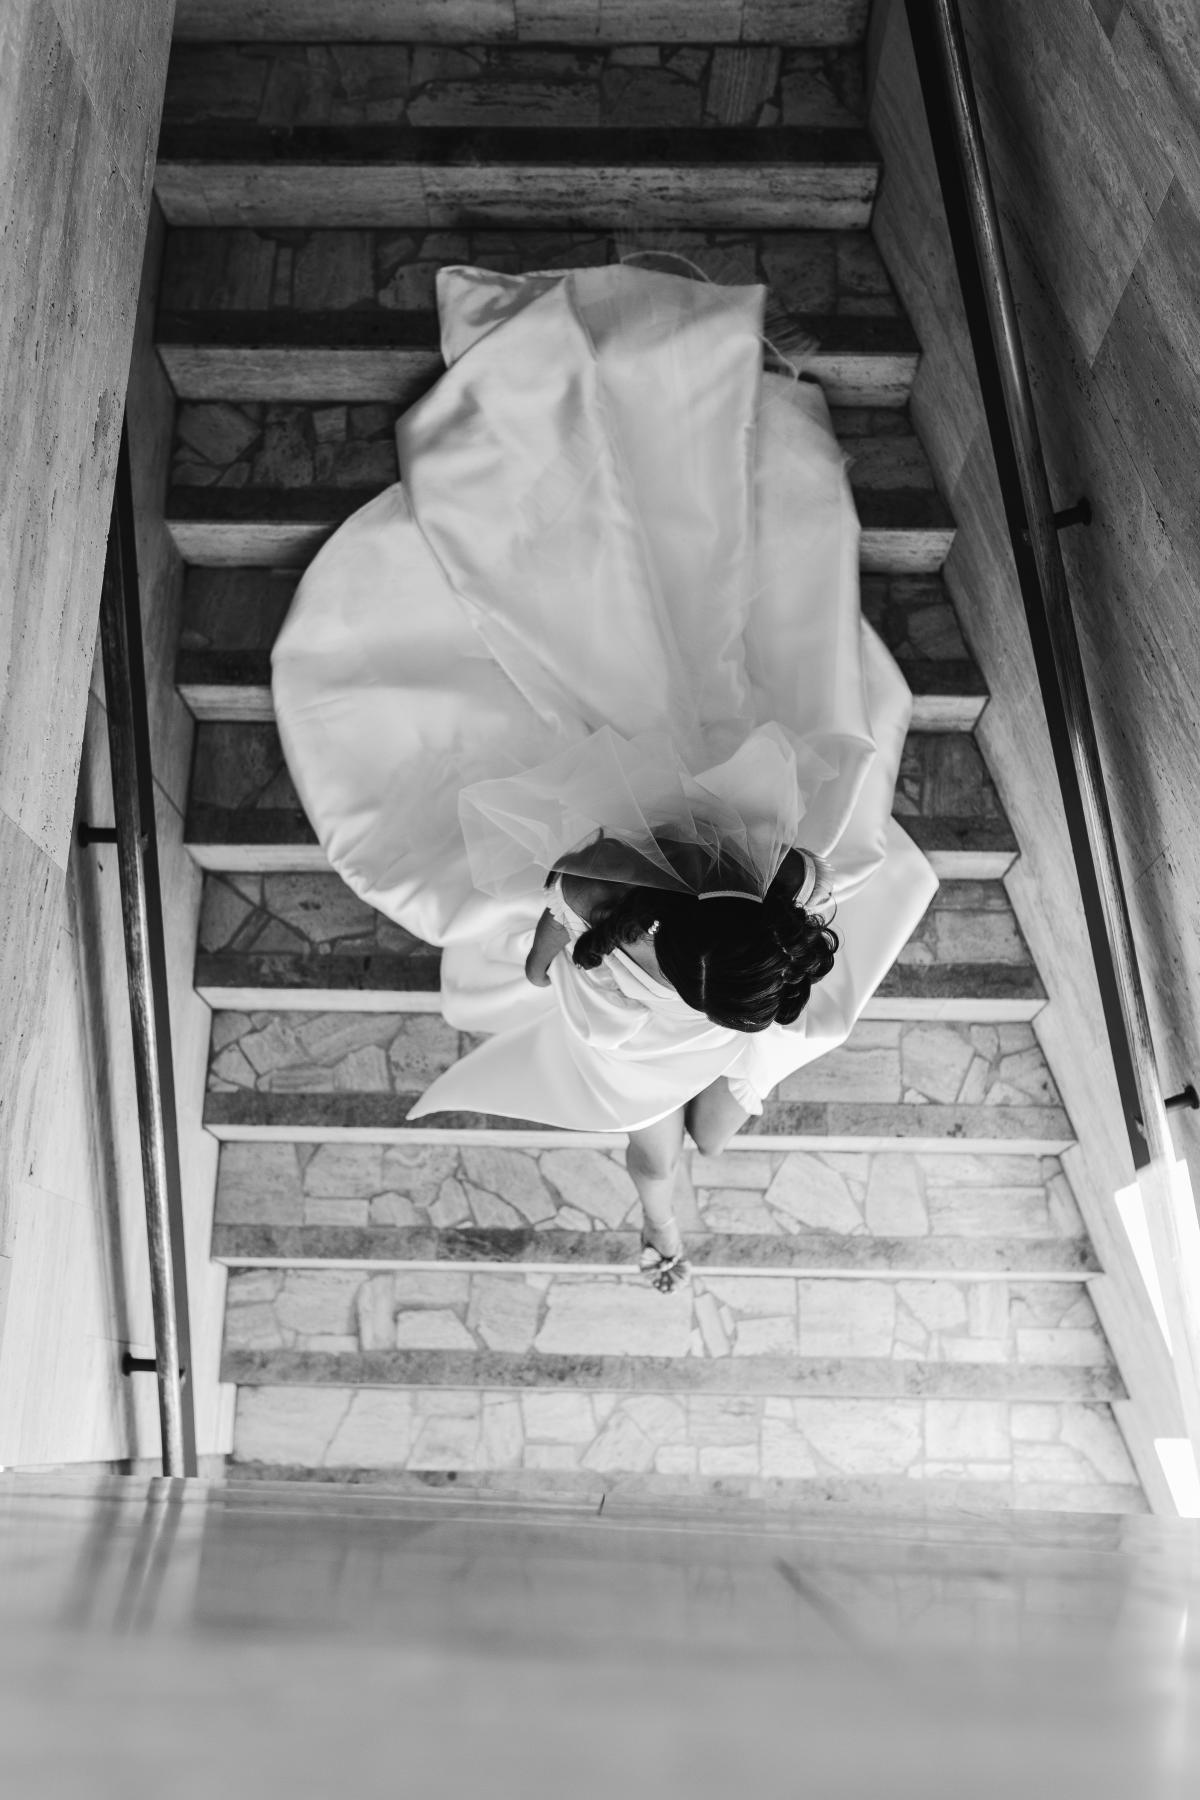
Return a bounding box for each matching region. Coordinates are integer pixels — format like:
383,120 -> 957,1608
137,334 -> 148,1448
525,907 -> 571,986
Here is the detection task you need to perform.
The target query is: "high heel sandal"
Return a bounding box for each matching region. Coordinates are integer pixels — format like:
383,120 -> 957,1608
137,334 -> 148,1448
639,1221 -> 692,1294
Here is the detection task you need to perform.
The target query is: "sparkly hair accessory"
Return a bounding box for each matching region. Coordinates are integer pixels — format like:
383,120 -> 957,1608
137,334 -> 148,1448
697,889 -> 764,903
794,858 -> 818,908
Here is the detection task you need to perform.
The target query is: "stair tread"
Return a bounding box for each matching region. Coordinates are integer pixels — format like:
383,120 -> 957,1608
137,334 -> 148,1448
185,721 -> 1014,881
178,568 -> 984,732
158,224 -> 915,411
195,870 -> 1041,1018
176,571 -> 984,727
221,1263 -> 1116,1395
229,1385 -> 1144,1509
211,1140 -> 1091,1243
165,401 -> 956,571
204,1012 -> 1071,1149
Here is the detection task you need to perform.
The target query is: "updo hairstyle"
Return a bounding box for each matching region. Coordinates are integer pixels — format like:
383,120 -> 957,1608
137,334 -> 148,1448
566,848 -> 838,1033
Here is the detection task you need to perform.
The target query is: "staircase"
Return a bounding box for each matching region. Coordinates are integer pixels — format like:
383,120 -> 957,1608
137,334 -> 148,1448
157,4 -> 1145,1512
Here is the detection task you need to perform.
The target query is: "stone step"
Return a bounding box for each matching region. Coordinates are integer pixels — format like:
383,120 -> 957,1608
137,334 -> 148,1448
158,225 -> 917,409
196,872 -> 1043,1021
185,721 -> 1017,880
154,123 -> 879,231
171,5 -> 872,49
209,1140 -> 1097,1276
222,1265 -> 1118,1398
162,43 -> 867,134
229,1386 -> 1145,1514
178,566 -> 985,730
165,402 -> 954,571
204,1014 -> 1072,1153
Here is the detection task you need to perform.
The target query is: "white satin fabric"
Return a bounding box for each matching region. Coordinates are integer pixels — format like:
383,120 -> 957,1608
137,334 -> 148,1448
272,263 -> 938,1132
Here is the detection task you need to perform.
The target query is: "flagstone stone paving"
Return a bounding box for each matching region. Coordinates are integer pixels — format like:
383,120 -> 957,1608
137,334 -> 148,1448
185,722 -> 1014,867
231,1384 -> 1144,1511
177,569 -> 958,675
213,1140 -> 1088,1247
195,870 -> 1036,997
223,1265 -> 1113,1369
206,1011 -> 1063,1111
168,400 -> 924,492
161,225 -> 905,322
163,43 -> 866,132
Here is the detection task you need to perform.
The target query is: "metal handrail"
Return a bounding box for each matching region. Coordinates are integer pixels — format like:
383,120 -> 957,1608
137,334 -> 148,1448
89,425 -> 197,1477
903,0 -> 1200,1452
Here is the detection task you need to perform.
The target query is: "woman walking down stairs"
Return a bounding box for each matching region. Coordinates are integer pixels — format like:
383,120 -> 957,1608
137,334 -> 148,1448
157,2 -> 1143,1512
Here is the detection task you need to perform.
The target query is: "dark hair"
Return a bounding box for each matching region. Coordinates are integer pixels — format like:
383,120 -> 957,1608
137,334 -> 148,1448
571,870 -> 838,1033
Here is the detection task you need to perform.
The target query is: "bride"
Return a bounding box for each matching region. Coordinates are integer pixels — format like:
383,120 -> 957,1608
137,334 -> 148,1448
271,258 -> 938,1292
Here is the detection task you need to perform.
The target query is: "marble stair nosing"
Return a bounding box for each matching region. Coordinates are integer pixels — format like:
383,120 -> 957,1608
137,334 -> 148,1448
209,1225 -> 1099,1278
220,1350 -> 1123,1404
158,315 -> 920,412
170,2 -> 874,48
195,971 -> 1046,1024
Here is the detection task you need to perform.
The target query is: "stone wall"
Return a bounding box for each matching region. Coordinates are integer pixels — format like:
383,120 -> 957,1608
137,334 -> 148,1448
0,0 -> 174,1307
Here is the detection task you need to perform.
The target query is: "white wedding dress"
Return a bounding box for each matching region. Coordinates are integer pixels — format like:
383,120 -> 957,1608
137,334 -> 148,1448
272,263 -> 938,1133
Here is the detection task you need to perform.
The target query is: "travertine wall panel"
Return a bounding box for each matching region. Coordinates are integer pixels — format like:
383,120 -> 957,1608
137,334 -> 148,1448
0,2 -> 199,1447
867,0 -> 1200,1504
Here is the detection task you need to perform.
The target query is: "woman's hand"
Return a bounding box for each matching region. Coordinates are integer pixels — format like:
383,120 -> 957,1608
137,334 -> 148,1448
524,908 -> 570,986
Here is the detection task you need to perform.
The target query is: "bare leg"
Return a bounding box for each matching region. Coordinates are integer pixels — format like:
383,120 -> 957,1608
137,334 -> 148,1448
684,1076 -> 751,1159
625,1108 -> 688,1290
